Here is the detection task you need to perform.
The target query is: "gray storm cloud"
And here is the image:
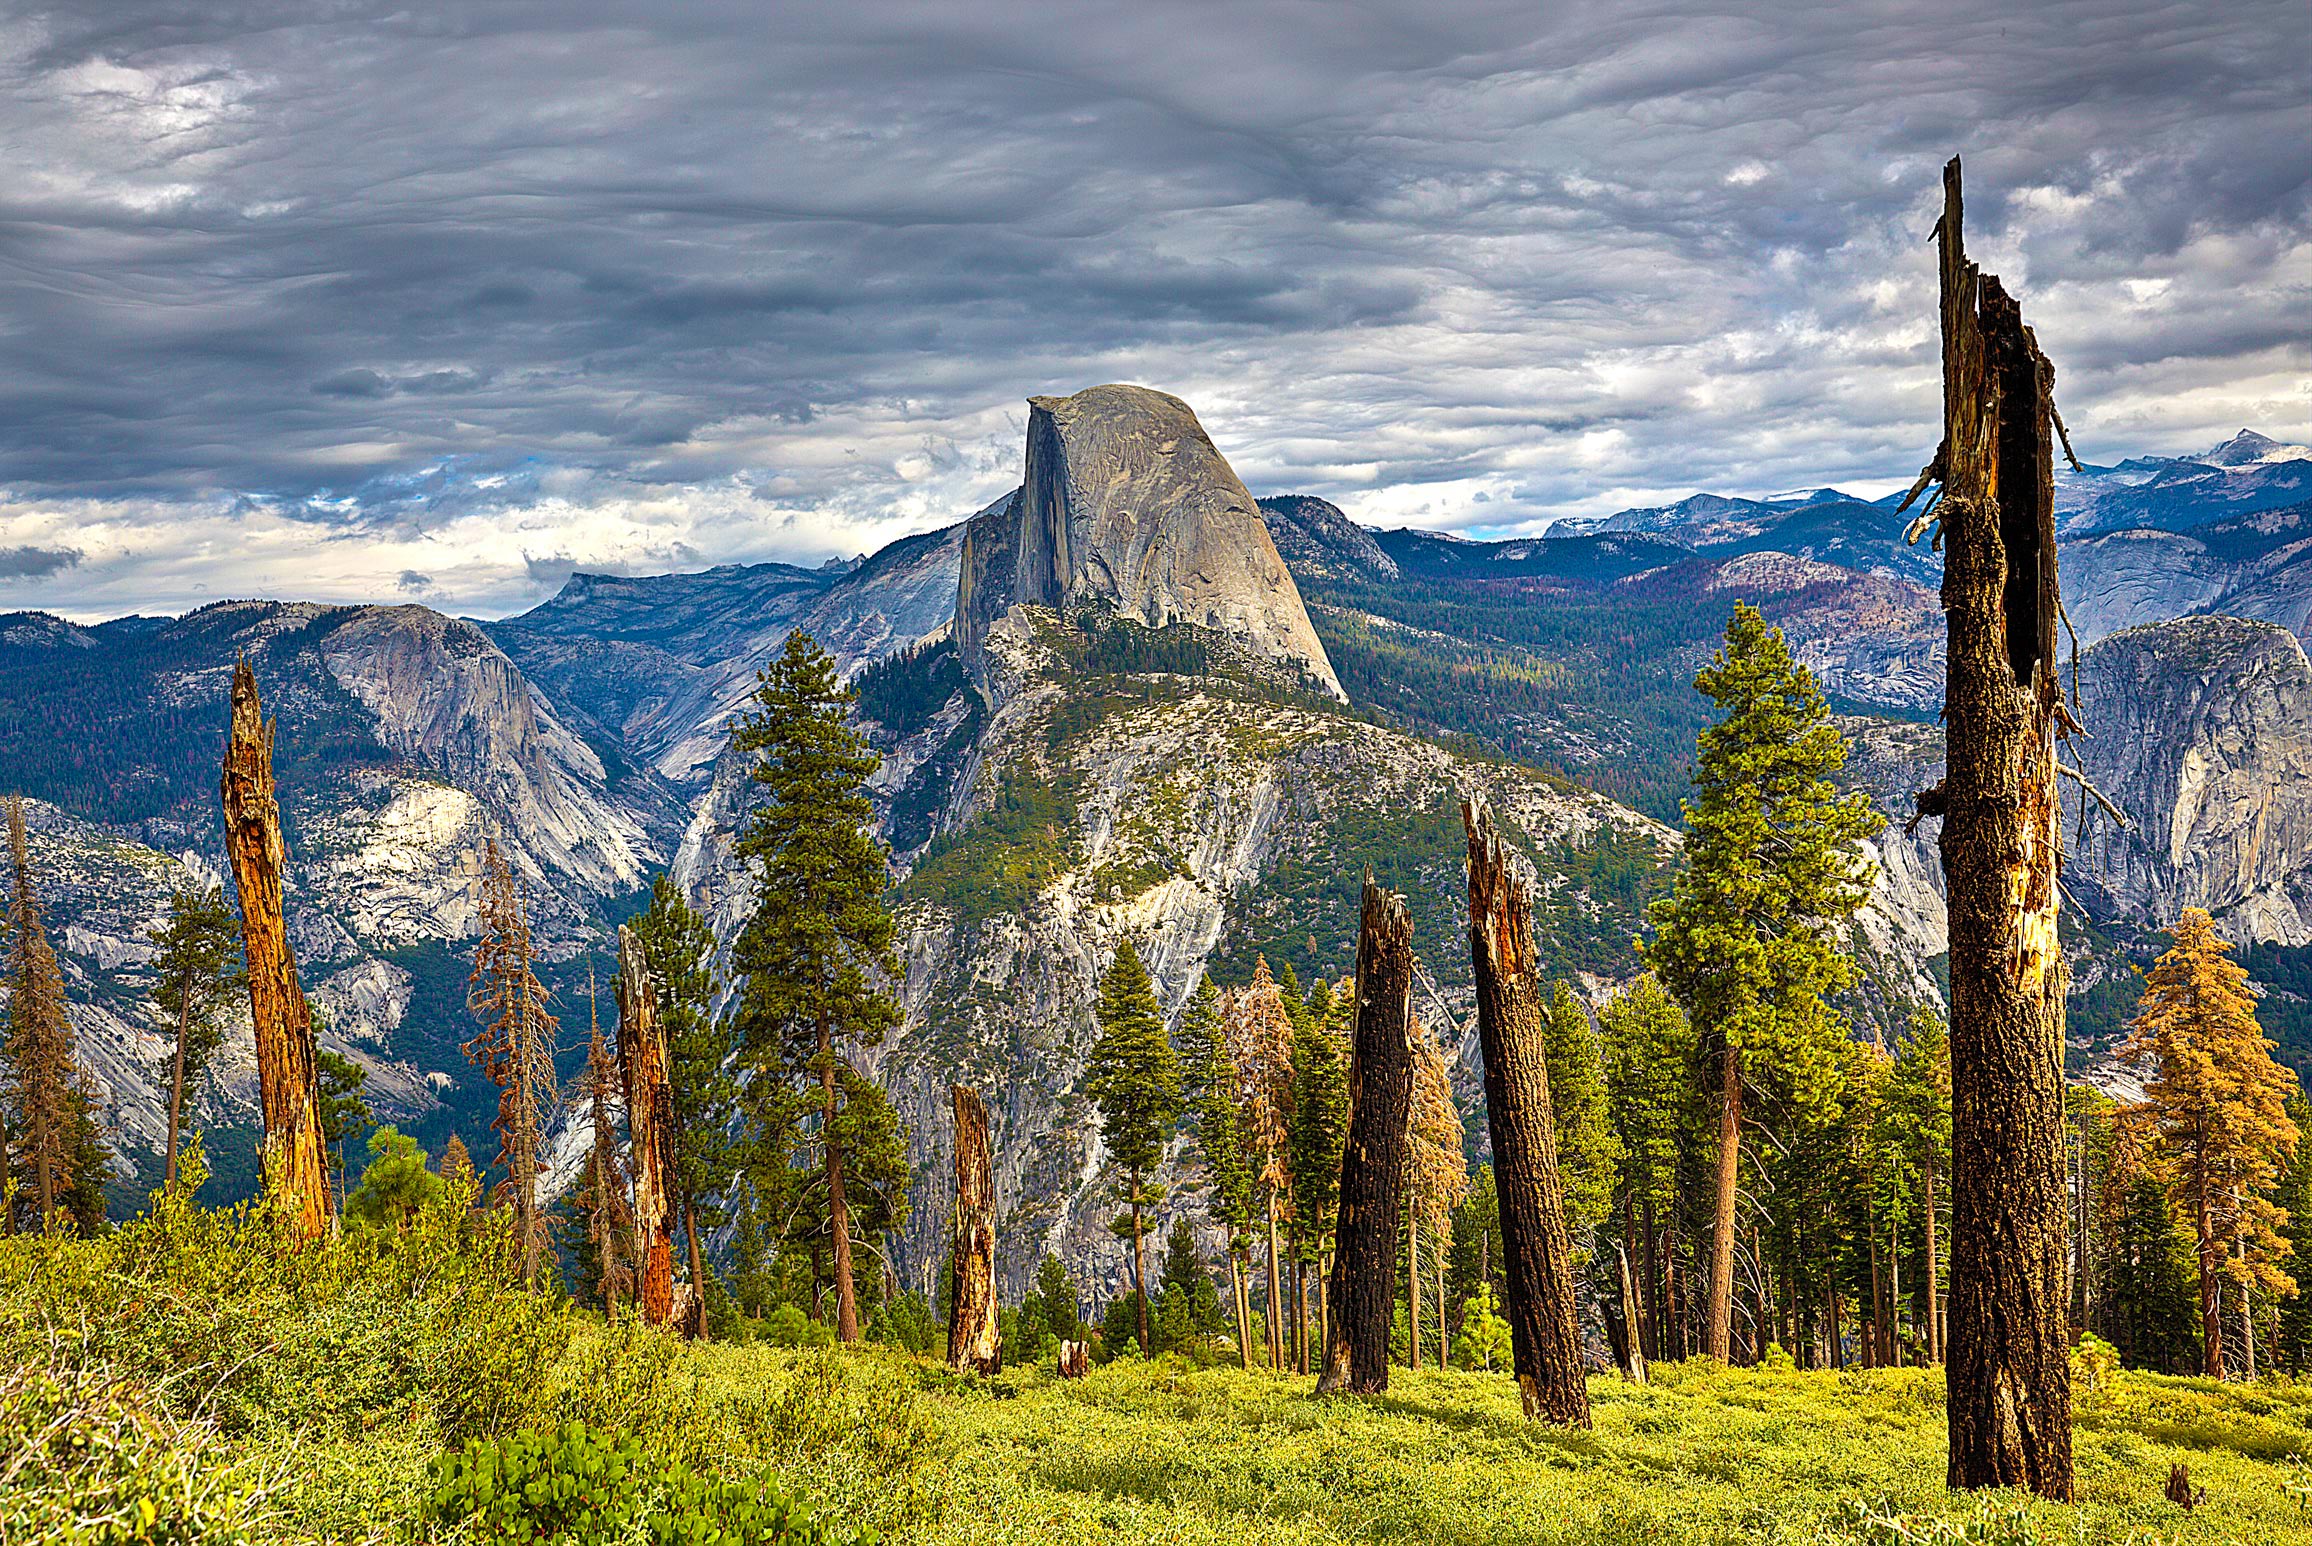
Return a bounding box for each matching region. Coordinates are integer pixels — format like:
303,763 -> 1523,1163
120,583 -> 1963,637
0,0 -> 2307,618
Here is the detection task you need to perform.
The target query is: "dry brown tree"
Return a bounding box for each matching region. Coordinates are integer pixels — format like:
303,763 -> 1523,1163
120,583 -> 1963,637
1897,155 -> 2081,1500
466,839 -> 559,1284
218,663 -> 330,1244
4,795 -> 79,1233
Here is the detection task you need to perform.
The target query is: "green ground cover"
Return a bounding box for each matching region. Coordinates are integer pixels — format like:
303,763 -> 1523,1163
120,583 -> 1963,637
4,1181 -> 2307,1543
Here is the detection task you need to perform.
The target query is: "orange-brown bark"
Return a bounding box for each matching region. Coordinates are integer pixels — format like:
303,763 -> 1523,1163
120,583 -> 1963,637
218,662 -> 329,1245
617,924 -> 680,1330
947,1084 -> 1002,1374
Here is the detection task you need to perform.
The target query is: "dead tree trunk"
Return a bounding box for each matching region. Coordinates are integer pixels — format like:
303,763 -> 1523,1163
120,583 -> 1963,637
1318,881 -> 1417,1396
1904,155 -> 2075,1501
617,925 -> 681,1332
1616,1242 -> 1648,1383
219,661 -> 330,1246
1463,799 -> 1591,1427
947,1084 -> 1002,1374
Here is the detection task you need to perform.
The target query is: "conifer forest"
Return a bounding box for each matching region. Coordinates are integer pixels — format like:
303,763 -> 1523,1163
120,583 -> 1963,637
7,11 -> 2312,1545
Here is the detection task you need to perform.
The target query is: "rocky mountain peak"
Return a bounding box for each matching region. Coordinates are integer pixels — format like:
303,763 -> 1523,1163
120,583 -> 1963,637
956,384 -> 1343,699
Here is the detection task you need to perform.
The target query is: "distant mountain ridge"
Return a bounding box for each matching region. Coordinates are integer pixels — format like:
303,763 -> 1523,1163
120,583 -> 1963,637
5,404 -> 2312,1261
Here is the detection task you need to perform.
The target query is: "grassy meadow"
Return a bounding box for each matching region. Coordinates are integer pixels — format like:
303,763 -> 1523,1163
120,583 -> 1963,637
5,1180 -> 2310,1544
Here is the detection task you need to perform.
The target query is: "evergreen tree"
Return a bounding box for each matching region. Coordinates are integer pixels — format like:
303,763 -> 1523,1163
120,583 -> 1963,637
1643,603 -> 1882,1360
730,630 -> 901,1344
440,1133 -> 476,1202
345,1126 -> 445,1229
2122,907 -> 2301,1376
1406,1017 -> 1470,1367
1543,981 -> 1623,1259
629,874 -> 732,1307
4,794 -> 80,1232
2097,1117 -> 2204,1374
2273,1093 -> 2312,1373
1084,938 -> 1181,1355
315,1046 -> 372,1222
784,1067 -> 910,1319
147,885 -> 243,1191
1030,1252 -> 1083,1345
1177,976 -> 1255,1364
58,1087 -> 112,1234
1285,978 -> 1348,1280
1155,1219 -> 1225,1348
1600,975 -> 1693,1360
1879,1007 -> 1952,1362
465,839 -> 559,1283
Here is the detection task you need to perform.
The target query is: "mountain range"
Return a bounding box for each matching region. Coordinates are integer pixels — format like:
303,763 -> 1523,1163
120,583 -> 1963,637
5,391 -> 2310,1300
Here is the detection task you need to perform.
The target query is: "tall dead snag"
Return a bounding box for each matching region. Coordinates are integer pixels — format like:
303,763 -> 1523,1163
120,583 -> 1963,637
1463,800 -> 1591,1426
218,662 -> 330,1245
582,964 -> 635,1314
1901,156 -> 2074,1501
617,924 -> 680,1330
467,842 -> 559,1284
1317,880 -> 1417,1395
947,1084 -> 1003,1374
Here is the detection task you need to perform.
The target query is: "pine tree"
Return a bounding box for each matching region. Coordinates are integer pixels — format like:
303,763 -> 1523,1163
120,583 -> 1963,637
1407,1017 -> 1470,1369
440,1133 -> 476,1200
1155,1218 -> 1225,1349
315,1046 -> 372,1222
2096,1114 -> 2204,1374
629,874 -> 732,1318
1880,1007 -> 1952,1362
1600,975 -> 1692,1363
1644,604 -> 1882,1361
1178,976 -> 1256,1365
1543,981 -> 1623,1259
2122,907 -> 2301,1376
148,885 -> 243,1191
4,795 -> 79,1233
345,1126 -> 445,1229
1287,979 -> 1349,1368
1085,939 -> 1181,1355
466,839 -> 559,1283
2272,1093 -> 2312,1373
730,630 -> 901,1344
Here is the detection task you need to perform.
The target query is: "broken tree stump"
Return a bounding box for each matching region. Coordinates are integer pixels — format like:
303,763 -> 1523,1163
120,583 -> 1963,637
616,925 -> 681,1332
219,661 -> 330,1246
2164,1463 -> 2201,1509
947,1084 -> 1003,1375
1056,1340 -> 1090,1378
1463,799 -> 1591,1427
1318,879 -> 1418,1396
1904,155 -> 2075,1502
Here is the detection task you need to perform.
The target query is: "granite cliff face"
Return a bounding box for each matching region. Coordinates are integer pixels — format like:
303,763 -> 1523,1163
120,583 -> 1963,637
2069,616 -> 2312,942
1844,615 -> 2312,973
957,385 -> 1342,699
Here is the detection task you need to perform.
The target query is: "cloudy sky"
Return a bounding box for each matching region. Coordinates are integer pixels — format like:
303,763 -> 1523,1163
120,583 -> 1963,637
3,1 -> 2307,619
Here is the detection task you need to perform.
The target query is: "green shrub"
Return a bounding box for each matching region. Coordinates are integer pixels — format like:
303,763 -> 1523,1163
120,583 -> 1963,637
429,1421 -> 647,1545
0,1354 -> 265,1545
430,1421 -> 876,1546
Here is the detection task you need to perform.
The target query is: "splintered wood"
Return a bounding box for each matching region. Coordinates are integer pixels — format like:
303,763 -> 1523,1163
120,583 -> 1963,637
1463,799 -> 1590,1427
947,1084 -> 1003,1374
219,662 -> 331,1245
1901,155 -> 2075,1502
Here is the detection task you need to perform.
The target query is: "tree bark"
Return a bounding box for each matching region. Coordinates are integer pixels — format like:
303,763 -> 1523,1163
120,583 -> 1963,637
1131,1190 -> 1151,1355
1463,799 -> 1591,1427
1615,1242 -> 1648,1382
947,1084 -> 1002,1373
617,925 -> 681,1331
1707,1044 -> 1741,1361
2195,1180 -> 2223,1377
1436,1256 -> 1448,1366
218,661 -> 330,1246
1917,156 -> 2075,1501
1231,1254 -> 1252,1369
1319,881 -> 1417,1396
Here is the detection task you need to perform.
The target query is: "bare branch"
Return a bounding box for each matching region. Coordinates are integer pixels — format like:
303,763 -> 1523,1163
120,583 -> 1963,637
2056,762 -> 2129,830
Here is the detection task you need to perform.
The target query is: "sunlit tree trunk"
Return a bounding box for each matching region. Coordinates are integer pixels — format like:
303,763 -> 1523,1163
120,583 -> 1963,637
947,1085 -> 1001,1373
1319,882 -> 1415,1395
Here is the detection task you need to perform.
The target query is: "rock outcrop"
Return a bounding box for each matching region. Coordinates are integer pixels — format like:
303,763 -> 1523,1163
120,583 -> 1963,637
957,385 -> 1343,699
2070,616 -> 2312,941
